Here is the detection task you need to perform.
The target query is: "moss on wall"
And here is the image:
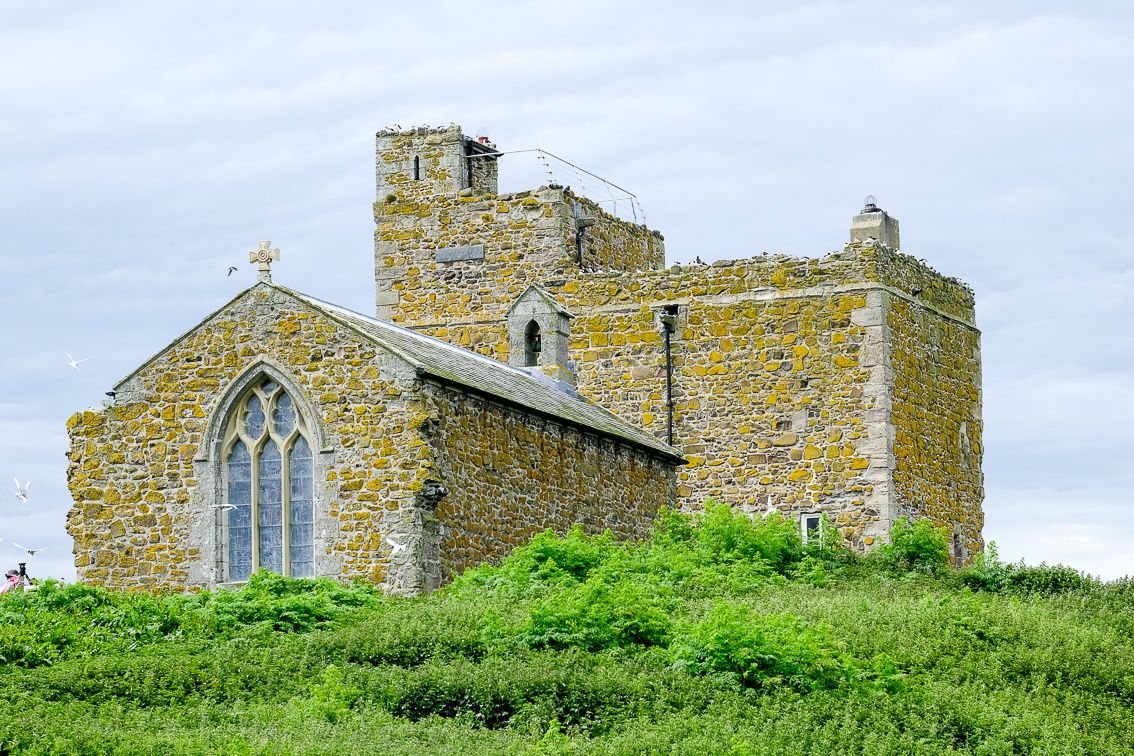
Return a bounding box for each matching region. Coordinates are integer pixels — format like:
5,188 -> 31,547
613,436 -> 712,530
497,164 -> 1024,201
887,293 -> 984,558
427,383 -> 675,582
374,156 -> 986,552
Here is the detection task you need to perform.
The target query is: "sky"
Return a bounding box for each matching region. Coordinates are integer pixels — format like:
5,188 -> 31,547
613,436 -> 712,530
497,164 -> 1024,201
1,1 -> 1131,581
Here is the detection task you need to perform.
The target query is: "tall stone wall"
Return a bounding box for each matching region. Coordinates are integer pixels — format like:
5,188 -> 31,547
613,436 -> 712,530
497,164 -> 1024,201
66,285 -> 436,592
886,288 -> 984,558
373,126 -> 663,324
423,381 -> 676,582
556,252 -> 895,547
380,225 -> 983,551
374,184 -> 569,329
371,125 -> 984,556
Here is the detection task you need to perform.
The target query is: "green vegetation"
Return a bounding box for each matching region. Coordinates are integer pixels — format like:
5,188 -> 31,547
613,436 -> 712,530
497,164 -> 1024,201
1,505 -> 1131,754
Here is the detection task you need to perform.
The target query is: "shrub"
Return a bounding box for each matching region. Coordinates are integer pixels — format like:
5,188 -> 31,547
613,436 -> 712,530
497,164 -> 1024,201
450,526 -> 622,599
0,580 -> 184,668
959,546 -> 1101,598
792,556 -> 830,587
360,652 -> 693,732
694,501 -> 803,573
181,570 -> 382,634
290,664 -> 362,723
315,599 -> 495,666
651,506 -> 696,547
671,603 -> 850,692
518,576 -> 672,651
875,518 -> 949,574
1098,576 -> 1134,610
1004,563 -> 1097,596
515,526 -> 618,583
958,541 -> 1013,592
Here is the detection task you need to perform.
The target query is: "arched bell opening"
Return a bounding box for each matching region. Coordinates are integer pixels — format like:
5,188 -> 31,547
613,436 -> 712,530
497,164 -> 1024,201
524,320 -> 542,367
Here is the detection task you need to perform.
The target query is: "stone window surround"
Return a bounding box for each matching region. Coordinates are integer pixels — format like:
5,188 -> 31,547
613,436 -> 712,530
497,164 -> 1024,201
219,378 -> 313,580
191,357 -> 339,587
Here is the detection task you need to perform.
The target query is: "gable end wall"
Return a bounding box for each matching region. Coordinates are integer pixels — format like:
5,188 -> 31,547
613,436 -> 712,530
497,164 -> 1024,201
66,286 -> 440,592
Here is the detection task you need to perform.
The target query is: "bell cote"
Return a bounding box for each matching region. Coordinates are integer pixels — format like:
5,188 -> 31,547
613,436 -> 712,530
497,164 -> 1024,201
507,285 -> 575,389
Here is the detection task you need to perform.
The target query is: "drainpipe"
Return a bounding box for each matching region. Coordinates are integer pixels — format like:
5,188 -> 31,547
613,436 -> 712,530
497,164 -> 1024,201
660,306 -> 678,447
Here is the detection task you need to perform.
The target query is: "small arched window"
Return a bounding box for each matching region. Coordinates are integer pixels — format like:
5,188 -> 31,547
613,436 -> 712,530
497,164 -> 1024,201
413,155 -> 421,181
524,320 -> 542,367
222,378 -> 313,581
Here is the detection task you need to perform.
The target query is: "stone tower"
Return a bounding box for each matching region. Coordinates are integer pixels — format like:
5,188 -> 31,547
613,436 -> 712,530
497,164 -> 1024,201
372,125 -> 984,560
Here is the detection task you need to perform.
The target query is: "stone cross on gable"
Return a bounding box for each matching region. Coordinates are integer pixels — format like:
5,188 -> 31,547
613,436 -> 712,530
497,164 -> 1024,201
249,241 -> 280,282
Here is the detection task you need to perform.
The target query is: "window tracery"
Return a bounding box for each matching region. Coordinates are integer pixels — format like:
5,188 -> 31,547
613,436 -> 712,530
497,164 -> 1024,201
221,378 -> 313,580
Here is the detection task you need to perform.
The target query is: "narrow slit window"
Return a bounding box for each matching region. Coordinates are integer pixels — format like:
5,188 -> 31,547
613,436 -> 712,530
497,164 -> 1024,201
221,377 -> 314,581
413,155 -> 420,181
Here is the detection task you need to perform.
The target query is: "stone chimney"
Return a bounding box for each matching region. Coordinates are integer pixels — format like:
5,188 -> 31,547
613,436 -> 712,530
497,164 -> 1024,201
850,196 -> 900,250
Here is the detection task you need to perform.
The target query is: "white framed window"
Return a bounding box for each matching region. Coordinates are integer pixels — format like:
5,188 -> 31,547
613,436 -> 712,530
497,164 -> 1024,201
221,377 -> 314,581
801,513 -> 822,545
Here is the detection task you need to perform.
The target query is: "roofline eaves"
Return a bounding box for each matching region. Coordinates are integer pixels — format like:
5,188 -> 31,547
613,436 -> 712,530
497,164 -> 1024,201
417,369 -> 686,466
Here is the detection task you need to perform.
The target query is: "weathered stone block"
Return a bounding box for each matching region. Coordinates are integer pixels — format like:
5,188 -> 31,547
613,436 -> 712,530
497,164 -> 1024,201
435,244 -> 485,263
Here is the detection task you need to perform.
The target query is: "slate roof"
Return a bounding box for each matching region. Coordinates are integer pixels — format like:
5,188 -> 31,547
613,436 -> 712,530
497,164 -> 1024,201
282,286 -> 684,463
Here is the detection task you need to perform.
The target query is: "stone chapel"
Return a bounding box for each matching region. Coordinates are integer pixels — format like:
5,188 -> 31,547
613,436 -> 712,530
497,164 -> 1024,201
66,124 -> 984,593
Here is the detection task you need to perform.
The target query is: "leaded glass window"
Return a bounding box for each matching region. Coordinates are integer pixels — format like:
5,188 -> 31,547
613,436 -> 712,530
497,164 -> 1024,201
222,378 -> 314,580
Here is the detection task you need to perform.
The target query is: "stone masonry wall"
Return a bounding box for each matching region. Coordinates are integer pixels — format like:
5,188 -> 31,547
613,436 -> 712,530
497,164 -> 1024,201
423,381 -> 676,582
375,184 -> 569,329
371,125 -> 983,553
570,193 -> 665,273
66,284 -> 437,592
556,252 -> 894,548
373,126 -> 663,324
385,239 -> 983,551
887,291 -> 984,559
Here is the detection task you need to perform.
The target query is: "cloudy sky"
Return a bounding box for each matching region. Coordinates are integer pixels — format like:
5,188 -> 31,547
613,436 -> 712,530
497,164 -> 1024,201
1,1 -> 1131,580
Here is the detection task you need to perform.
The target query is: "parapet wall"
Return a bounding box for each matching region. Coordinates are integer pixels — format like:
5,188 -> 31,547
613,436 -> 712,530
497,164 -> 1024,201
569,192 -> 665,272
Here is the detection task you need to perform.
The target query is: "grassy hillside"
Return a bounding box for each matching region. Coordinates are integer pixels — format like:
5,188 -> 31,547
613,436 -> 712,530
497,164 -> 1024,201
1,506 -> 1131,755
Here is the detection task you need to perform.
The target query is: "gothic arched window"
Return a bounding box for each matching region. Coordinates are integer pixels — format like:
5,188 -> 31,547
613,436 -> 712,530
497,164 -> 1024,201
524,320 -> 542,367
222,378 -> 314,581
